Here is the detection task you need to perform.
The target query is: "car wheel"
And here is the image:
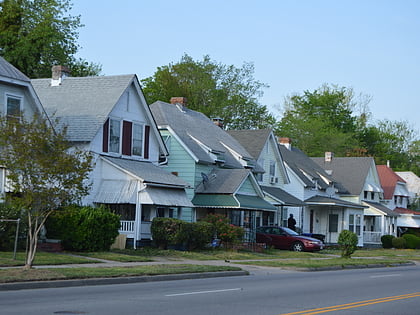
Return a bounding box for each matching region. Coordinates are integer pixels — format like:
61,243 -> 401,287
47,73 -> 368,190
292,242 -> 304,252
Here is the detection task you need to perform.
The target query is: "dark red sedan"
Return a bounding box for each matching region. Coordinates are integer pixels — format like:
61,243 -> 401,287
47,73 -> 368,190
256,226 -> 324,252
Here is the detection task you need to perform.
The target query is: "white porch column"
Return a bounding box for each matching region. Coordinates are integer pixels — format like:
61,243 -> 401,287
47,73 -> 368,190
134,181 -> 142,249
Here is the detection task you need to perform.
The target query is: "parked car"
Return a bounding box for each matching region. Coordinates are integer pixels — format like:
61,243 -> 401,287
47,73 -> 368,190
256,226 -> 324,252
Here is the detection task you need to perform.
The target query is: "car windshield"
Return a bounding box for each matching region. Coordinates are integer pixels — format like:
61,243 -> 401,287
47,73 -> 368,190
281,227 -> 299,236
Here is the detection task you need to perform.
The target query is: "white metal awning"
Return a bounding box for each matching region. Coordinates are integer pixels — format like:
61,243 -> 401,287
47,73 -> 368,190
363,181 -> 383,193
139,186 -> 194,207
94,180 -> 137,204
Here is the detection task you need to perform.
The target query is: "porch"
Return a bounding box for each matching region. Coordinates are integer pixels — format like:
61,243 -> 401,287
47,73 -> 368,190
363,231 -> 382,244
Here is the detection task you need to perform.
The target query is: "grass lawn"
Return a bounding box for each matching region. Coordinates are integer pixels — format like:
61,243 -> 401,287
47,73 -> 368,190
112,248 -> 328,260
0,251 -> 97,267
73,252 -> 154,262
0,264 -> 242,283
234,257 -> 412,269
321,248 -> 420,260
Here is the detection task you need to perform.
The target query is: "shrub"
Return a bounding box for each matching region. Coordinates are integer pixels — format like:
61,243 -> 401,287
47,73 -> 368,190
392,237 -> 406,249
402,233 -> 420,249
337,230 -> 358,258
179,221 -> 213,250
381,235 -> 395,249
203,214 -> 245,244
46,205 -> 120,251
151,217 -> 183,249
0,203 -> 27,250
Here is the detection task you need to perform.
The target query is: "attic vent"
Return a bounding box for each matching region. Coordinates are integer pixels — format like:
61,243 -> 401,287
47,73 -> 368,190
325,170 -> 333,175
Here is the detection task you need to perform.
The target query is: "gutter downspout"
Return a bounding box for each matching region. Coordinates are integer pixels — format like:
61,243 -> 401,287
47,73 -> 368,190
134,180 -> 143,249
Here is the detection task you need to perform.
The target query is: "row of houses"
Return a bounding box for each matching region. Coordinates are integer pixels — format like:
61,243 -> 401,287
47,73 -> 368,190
1,57 -> 419,248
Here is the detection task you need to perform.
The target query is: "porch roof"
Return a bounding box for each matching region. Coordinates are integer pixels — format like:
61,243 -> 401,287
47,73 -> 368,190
261,186 -> 306,206
305,195 -> 367,209
363,201 -> 399,217
139,186 -> 194,207
192,193 -> 277,211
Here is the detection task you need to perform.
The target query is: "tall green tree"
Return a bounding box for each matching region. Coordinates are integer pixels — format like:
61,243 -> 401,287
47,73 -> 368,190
0,114 -> 93,269
359,120 -> 419,174
276,84 -> 367,156
0,0 -> 101,77
141,54 -> 275,130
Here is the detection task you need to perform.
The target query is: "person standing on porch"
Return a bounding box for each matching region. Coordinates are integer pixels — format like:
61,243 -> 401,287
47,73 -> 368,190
288,214 -> 296,231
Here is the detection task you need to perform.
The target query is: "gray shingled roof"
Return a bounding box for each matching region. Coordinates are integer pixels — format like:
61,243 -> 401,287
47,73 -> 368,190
363,201 -> 399,217
227,129 -> 271,159
312,157 -> 374,196
0,56 -> 30,82
150,101 -> 257,169
102,156 -> 189,187
31,75 -> 135,142
261,185 -> 305,206
195,168 -> 251,194
279,145 -> 347,193
305,195 -> 367,209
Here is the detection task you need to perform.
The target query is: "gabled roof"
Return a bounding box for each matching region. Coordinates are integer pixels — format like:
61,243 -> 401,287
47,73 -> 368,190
195,168 -> 252,194
279,145 -> 347,193
363,201 -> 399,217
0,56 -> 30,83
150,101 -> 257,169
227,129 -> 271,159
101,156 -> 189,187
312,156 -> 376,195
261,185 -> 305,206
377,165 -> 406,199
31,75 -> 136,142
305,195 -> 367,209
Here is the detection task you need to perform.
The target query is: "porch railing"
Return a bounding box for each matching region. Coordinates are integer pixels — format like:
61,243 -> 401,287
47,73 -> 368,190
119,221 -> 152,240
119,220 -> 135,233
363,231 -> 382,244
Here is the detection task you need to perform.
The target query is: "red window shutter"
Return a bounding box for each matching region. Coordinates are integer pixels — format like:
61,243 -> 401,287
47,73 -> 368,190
122,121 -> 132,156
103,119 -> 109,153
144,125 -> 150,159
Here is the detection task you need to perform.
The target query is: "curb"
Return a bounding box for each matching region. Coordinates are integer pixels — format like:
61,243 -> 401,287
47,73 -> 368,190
0,270 -> 249,291
304,261 -> 416,272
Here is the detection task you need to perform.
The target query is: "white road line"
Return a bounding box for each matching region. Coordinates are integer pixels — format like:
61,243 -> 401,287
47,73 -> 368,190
370,274 -> 401,278
165,288 -> 242,297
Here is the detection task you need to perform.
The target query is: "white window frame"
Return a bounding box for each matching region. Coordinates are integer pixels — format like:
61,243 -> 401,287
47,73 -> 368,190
109,118 -> 121,154
5,93 -> 23,119
132,122 -> 143,156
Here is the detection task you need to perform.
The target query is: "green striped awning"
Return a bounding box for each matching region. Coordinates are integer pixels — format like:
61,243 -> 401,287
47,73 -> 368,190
192,193 -> 277,211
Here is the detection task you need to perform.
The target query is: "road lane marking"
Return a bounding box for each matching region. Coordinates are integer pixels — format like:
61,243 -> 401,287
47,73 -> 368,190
279,292 -> 420,315
165,288 -> 242,297
370,273 -> 401,278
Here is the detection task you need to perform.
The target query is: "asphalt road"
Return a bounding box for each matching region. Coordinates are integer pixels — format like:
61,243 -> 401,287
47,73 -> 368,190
0,265 -> 419,315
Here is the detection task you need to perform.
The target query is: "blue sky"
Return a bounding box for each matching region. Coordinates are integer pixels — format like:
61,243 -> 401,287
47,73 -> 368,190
71,0 -> 419,132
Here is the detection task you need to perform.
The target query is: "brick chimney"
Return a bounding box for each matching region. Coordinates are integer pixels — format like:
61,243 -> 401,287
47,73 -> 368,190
170,97 -> 187,107
325,152 -> 334,162
212,117 -> 224,129
51,65 -> 70,86
278,137 -> 292,150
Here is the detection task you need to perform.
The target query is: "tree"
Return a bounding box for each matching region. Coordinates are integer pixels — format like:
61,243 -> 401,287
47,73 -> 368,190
0,0 -> 101,77
358,120 -> 419,174
276,84 -> 367,156
141,54 -> 275,130
0,114 -> 93,269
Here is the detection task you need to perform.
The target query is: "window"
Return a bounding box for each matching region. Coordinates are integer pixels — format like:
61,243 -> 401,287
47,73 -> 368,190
364,191 -> 368,199
328,214 -> 338,232
370,192 -> 374,200
109,119 -> 121,153
6,95 -> 22,120
269,160 -> 276,177
349,214 -> 354,232
132,123 -> 143,156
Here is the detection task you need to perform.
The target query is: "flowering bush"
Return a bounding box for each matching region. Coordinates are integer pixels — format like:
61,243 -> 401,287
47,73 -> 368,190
203,214 -> 244,244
